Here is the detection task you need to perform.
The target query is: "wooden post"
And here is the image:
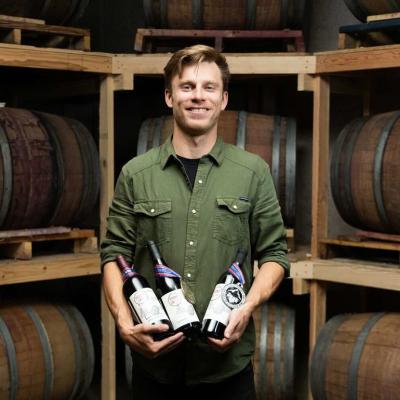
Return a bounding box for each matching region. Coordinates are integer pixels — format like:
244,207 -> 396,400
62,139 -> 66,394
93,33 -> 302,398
311,76 -> 330,259
99,75 -> 116,400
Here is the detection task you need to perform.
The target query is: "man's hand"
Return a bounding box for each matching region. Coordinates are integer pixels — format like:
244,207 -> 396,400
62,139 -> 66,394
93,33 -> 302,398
118,318 -> 185,359
207,303 -> 252,352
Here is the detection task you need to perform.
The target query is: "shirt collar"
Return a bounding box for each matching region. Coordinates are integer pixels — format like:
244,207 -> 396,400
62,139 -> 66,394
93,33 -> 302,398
160,135 -> 225,169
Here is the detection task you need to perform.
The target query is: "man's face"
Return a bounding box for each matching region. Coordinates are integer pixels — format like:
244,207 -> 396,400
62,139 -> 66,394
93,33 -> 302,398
165,61 -> 228,137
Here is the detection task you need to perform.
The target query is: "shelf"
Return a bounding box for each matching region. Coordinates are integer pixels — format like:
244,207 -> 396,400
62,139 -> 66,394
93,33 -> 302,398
0,43 -> 113,73
291,258 -> 400,292
316,44 -> 400,73
113,53 -> 316,76
0,252 -> 100,285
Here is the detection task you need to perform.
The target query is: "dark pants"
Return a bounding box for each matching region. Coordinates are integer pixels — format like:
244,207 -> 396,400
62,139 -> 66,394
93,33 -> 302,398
131,363 -> 257,400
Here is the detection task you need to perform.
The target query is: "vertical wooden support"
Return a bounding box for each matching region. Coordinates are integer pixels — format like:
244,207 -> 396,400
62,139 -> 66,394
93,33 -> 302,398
309,75 -> 330,399
308,281 -> 327,400
311,76 -> 330,259
100,75 -> 116,400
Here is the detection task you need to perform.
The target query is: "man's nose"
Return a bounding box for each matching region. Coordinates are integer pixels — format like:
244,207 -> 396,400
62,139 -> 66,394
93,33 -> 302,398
191,86 -> 205,100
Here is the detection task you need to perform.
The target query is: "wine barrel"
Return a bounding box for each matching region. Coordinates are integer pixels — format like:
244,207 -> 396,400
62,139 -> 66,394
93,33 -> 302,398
331,111 -> 400,234
252,302 -> 295,400
0,303 -> 95,400
143,0 -> 306,30
137,111 -> 296,226
0,107 -> 99,229
310,312 -> 400,400
0,0 -> 90,25
344,0 -> 400,22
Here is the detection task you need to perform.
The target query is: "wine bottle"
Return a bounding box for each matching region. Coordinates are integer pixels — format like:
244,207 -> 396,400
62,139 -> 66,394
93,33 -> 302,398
147,241 -> 201,340
202,249 -> 247,340
116,255 -> 173,341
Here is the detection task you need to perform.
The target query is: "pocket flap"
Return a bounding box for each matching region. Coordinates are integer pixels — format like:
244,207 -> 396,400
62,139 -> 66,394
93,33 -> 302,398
216,197 -> 250,214
134,200 -> 172,216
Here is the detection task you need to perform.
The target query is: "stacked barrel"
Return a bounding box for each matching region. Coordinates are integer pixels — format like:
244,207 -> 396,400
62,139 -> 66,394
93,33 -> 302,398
0,107 -> 99,230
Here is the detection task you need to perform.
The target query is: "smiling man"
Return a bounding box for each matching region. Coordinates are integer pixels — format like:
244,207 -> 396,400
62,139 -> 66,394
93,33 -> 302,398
101,45 -> 289,400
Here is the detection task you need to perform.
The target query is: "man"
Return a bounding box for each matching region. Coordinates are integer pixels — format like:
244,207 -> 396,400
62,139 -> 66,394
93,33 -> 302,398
101,44 -> 289,400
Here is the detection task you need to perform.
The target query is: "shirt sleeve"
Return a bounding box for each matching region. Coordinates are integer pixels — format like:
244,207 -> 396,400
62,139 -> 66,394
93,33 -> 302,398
100,167 -> 137,270
250,163 -> 290,276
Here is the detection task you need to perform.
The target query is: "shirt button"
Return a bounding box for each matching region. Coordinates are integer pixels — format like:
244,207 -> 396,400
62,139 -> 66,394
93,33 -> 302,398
186,273 -> 192,278
233,205 -> 238,209
150,208 -> 155,213
189,241 -> 194,246
198,179 -> 203,184
192,209 -> 197,214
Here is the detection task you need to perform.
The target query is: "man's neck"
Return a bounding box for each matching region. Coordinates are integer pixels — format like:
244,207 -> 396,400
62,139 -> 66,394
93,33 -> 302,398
172,127 -> 217,159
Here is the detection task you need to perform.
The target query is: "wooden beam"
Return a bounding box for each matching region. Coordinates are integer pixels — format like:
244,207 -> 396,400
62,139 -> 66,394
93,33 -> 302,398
367,12 -> 400,22
113,73 -> 134,91
0,43 -> 112,73
297,73 -> 315,92
291,259 -> 400,291
316,45 -> 400,73
311,76 -> 330,258
308,281 -> 326,400
0,253 -> 100,285
292,277 -> 310,295
113,54 -> 316,75
99,74 -> 116,400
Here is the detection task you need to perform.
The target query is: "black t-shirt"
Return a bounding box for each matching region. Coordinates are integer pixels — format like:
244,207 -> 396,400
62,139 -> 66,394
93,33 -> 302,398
177,155 -> 200,189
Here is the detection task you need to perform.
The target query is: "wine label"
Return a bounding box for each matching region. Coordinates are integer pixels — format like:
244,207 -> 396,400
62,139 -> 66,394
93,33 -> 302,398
221,283 -> 246,309
129,288 -> 169,325
161,289 -> 199,330
203,284 -> 231,325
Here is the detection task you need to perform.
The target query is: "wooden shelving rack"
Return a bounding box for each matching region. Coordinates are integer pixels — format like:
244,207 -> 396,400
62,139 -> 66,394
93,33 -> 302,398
5,40 -> 400,400
289,44 -> 400,399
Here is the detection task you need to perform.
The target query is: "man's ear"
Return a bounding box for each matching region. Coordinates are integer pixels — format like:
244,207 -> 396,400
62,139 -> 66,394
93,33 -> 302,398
165,89 -> 173,108
221,91 -> 228,111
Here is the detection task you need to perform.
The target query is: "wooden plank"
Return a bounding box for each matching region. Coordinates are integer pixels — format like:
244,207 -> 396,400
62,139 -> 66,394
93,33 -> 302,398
311,76 -> 330,258
316,45 -> 400,73
0,253 -> 100,285
0,21 -> 89,36
0,43 -> 112,73
308,281 -> 326,400
3,241 -> 31,260
356,230 -> 400,243
321,238 -> 400,251
0,15 -> 45,25
367,12 -> 400,22
297,73 -> 315,91
114,54 -> 316,75
73,237 -> 98,253
292,277 -> 310,295
291,259 -> 400,291
99,74 -> 116,400
0,229 -> 94,243
0,227 -> 70,238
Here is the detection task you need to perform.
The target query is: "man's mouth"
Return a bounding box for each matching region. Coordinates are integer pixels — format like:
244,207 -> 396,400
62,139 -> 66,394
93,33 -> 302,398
187,107 -> 209,113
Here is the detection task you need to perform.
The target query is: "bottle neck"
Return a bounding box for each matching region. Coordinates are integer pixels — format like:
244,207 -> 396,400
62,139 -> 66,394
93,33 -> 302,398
116,255 -> 138,283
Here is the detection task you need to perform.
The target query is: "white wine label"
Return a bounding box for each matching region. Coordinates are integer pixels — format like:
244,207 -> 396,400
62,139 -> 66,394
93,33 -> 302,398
129,288 -> 169,325
161,289 -> 199,329
203,284 -> 231,325
221,283 -> 246,309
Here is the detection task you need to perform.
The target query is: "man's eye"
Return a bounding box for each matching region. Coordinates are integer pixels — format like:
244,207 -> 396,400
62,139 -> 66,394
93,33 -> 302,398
182,85 -> 192,90
206,86 -> 215,91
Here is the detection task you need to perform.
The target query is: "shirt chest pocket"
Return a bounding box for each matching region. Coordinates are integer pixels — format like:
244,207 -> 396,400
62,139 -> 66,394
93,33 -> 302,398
133,200 -> 172,245
213,197 -> 250,245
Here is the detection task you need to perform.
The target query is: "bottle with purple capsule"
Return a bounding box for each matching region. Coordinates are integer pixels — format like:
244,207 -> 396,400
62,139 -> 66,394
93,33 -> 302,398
116,255 -> 173,340
147,241 -> 201,340
202,249 -> 247,340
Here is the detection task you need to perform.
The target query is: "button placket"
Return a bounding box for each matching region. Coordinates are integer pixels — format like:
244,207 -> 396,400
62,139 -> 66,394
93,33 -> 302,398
183,160 -> 210,282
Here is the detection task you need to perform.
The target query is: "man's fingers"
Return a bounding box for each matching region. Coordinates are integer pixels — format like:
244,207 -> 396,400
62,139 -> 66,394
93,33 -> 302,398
140,323 -> 170,332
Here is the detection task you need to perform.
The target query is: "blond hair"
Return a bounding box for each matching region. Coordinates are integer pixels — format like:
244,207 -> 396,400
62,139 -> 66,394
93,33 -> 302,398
164,45 -> 230,92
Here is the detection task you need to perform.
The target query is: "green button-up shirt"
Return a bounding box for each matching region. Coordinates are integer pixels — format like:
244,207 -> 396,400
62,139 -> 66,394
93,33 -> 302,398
101,135 -> 289,384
